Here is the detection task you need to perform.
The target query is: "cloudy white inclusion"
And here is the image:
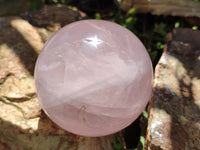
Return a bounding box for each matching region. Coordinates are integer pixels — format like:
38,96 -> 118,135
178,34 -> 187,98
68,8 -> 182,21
83,36 -> 103,48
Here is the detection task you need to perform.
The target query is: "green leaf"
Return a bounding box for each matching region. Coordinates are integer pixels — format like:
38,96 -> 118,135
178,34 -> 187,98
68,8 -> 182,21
174,22 -> 180,28
126,17 -> 133,24
95,13 -> 101,20
139,136 -> 146,149
128,8 -> 137,16
192,26 -> 198,30
156,42 -> 164,50
142,110 -> 148,120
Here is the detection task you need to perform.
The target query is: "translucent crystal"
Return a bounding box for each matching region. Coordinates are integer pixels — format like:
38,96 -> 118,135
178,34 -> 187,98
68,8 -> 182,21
34,20 -> 153,137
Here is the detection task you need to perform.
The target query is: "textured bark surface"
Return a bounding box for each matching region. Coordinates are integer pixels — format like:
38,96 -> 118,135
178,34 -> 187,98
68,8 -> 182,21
146,28 -> 200,149
115,0 -> 200,17
0,7 -> 123,150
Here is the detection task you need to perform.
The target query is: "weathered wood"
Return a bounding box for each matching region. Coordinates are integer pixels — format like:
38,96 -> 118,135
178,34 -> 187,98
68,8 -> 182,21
0,7 -> 124,150
115,0 -> 200,17
21,5 -> 87,32
146,28 -> 200,149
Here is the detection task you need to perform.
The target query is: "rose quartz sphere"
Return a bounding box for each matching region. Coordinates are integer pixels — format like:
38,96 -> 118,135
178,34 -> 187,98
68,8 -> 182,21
34,20 -> 153,137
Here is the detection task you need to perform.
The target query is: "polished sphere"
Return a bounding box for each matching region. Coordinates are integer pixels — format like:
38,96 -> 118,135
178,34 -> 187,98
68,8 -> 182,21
34,20 -> 153,137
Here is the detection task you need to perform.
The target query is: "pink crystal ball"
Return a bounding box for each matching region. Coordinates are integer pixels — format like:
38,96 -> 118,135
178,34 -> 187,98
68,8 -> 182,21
35,19 -> 153,137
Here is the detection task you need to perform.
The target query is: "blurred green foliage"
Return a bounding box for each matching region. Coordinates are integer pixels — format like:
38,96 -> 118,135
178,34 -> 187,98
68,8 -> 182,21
111,8 -> 137,32
112,136 -> 125,150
